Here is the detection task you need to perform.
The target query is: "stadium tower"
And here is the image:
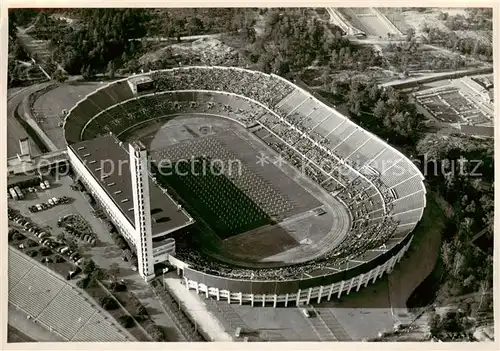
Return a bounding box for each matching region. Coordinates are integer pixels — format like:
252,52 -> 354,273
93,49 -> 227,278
129,141 -> 155,280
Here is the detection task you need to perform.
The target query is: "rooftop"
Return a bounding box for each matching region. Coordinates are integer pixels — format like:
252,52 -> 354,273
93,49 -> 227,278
69,134 -> 193,236
128,75 -> 153,85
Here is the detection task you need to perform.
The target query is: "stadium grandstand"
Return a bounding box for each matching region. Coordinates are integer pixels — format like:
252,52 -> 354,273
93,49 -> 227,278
63,66 -> 426,306
8,248 -> 133,341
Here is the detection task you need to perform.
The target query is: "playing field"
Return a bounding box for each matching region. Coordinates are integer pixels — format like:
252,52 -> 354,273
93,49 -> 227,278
155,157 -> 273,239
137,114 -> 346,266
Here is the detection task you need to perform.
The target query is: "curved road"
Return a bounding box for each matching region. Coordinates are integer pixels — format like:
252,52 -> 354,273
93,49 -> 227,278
7,84 -> 49,158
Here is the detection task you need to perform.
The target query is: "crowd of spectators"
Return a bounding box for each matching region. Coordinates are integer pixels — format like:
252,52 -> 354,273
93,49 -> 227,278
75,66 -> 421,282
151,67 -> 293,109
175,214 -> 398,282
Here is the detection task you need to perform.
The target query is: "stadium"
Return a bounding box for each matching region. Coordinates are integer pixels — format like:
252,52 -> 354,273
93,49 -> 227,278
63,66 -> 426,307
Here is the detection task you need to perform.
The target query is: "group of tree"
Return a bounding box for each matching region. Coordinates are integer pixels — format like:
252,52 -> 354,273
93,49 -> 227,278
145,323 -> 166,341
441,9 -> 492,32
148,8 -> 256,39
99,295 -> 119,311
16,9 -> 150,76
324,78 -> 493,320
327,80 -> 426,150
129,293 -> 149,321
244,9 -> 363,76
118,315 -> 134,328
77,259 -> 110,289
386,39 -> 466,72
8,8 -> 39,29
429,309 -> 476,341
421,23 -> 492,62
416,134 -> 493,312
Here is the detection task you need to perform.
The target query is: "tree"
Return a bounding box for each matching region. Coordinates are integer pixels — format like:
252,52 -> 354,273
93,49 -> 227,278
321,71 -> 330,89
135,304 -> 148,319
146,324 -> 165,341
373,100 -> 387,120
476,280 -> 491,313
329,50 -> 338,66
405,28 -> 415,42
106,60 -> 115,79
52,69 -> 68,83
81,65 -> 92,79
56,232 -> 66,242
350,99 -> 361,116
186,17 -> 203,36
438,12 -> 449,20
121,51 -> 128,66
77,277 -> 90,289
272,56 -> 289,75
67,238 -> 78,252
90,267 -> 107,282
110,281 -> 127,292
118,315 -> 134,328
429,311 -> 442,337
99,296 -> 119,310
108,262 -> 120,282
83,259 -> 97,275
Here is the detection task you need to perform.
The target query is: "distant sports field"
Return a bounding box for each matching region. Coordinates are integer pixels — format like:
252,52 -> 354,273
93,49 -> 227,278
156,157 -> 273,239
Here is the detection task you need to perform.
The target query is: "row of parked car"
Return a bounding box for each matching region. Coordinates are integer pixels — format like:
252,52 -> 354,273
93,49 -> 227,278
64,227 -> 97,246
8,180 -> 52,201
28,196 -> 71,213
57,214 -> 97,246
8,208 -> 86,271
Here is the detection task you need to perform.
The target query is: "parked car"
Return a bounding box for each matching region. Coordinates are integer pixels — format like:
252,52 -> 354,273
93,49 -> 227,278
69,252 -> 80,261
59,246 -> 69,254
37,232 -> 50,239
66,267 -> 81,280
48,199 -> 55,206
48,242 -> 59,249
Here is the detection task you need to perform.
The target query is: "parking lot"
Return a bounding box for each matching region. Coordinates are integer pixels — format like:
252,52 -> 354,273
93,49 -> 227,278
8,174 -> 109,278
9,176 -> 105,249
8,172 -> 184,340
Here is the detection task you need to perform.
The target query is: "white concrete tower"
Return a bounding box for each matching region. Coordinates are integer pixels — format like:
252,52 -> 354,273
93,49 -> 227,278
129,140 -> 155,281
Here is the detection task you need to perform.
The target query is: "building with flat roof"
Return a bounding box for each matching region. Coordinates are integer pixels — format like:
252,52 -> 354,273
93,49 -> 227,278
67,134 -> 194,280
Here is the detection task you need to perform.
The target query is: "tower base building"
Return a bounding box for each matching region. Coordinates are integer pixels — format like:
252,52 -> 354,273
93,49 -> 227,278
67,134 -> 194,281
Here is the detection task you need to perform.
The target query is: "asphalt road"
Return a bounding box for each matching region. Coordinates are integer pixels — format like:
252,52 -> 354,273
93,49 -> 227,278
7,85 -> 46,158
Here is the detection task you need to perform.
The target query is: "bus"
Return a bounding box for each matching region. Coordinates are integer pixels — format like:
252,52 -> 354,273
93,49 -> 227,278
14,186 -> 24,200
9,188 -> 18,200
